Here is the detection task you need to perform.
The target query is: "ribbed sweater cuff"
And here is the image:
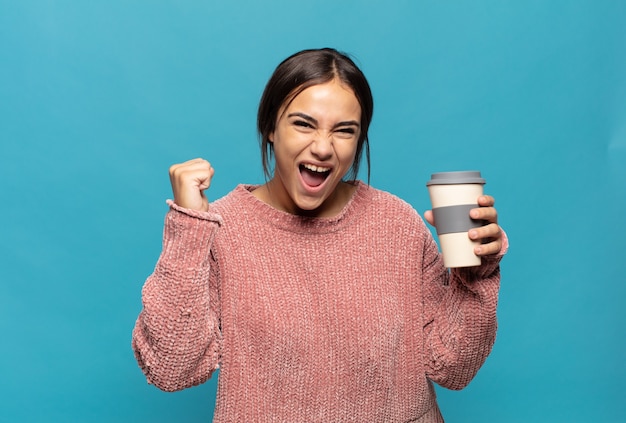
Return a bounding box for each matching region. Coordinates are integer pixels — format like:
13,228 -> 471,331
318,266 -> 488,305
158,201 -> 222,266
166,200 -> 224,224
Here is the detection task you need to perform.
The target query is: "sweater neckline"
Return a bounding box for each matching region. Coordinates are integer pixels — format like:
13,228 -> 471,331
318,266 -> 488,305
233,181 -> 371,234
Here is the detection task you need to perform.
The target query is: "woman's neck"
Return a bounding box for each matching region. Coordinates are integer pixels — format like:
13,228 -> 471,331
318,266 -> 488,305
251,179 -> 358,218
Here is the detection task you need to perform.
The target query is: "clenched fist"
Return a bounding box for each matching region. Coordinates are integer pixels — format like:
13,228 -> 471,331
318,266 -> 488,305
169,158 -> 215,212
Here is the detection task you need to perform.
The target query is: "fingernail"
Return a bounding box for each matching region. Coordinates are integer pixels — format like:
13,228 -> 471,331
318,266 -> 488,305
469,230 -> 477,239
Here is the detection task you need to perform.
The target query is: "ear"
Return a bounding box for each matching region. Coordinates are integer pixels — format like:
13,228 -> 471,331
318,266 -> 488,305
268,133 -> 274,143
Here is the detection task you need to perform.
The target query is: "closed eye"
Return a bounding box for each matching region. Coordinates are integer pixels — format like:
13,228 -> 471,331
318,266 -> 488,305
294,120 -> 314,129
334,125 -> 359,139
334,120 -> 360,138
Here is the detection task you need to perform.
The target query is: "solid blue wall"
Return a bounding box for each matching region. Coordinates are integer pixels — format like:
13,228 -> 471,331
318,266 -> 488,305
1,1 -> 624,422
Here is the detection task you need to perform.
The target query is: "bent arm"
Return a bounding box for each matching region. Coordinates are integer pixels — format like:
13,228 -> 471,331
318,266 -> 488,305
132,202 -> 223,392
422,228 -> 508,390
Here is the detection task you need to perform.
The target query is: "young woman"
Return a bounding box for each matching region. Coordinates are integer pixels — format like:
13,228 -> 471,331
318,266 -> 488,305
132,48 -> 506,422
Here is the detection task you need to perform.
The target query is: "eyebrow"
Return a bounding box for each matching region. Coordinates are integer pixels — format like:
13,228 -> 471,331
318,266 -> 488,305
287,112 -> 360,129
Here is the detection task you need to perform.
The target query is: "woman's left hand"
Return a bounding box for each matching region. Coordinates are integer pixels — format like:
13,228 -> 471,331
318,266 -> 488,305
424,195 -> 503,257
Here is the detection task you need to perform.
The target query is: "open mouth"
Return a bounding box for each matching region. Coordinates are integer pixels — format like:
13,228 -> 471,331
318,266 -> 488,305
299,163 -> 331,188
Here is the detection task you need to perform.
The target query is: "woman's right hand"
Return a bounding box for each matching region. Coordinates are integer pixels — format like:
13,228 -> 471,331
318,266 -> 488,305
169,158 -> 215,212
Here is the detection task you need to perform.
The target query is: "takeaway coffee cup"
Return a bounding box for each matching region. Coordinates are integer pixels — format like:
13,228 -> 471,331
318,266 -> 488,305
426,171 -> 486,268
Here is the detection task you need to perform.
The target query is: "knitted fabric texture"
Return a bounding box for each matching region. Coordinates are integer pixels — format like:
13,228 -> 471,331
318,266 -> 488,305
132,182 -> 502,422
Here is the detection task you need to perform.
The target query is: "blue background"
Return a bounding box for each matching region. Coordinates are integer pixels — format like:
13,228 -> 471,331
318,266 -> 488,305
1,1 -> 625,422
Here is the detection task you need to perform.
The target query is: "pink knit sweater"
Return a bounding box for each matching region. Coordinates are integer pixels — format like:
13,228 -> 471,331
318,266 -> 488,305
132,182 -> 503,422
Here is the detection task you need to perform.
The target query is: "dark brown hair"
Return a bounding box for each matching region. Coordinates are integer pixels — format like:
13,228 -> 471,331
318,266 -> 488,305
257,48 -> 374,181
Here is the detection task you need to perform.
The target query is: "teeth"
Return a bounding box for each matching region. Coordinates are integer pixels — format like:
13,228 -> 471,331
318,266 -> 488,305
303,163 -> 330,173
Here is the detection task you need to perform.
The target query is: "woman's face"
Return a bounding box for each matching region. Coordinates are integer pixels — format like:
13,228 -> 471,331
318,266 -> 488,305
268,78 -> 362,217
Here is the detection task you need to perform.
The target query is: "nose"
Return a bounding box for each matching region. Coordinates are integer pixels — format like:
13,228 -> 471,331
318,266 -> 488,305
310,132 -> 333,160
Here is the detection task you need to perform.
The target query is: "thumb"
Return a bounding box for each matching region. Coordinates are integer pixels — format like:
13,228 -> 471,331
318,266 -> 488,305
423,210 -> 434,226
196,166 -> 215,191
